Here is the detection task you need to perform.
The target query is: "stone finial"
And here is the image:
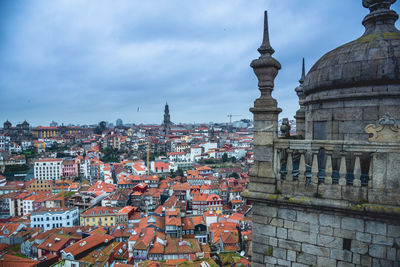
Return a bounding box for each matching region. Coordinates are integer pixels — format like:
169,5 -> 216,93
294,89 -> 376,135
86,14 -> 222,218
294,58 -> 306,138
365,113 -> 400,142
362,0 -> 396,12
362,0 -> 399,35
257,11 -> 275,56
250,11 -> 281,104
299,57 -> 305,85
295,58 -> 306,97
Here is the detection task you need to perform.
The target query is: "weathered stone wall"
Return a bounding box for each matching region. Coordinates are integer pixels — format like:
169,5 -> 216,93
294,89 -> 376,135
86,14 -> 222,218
252,202 -> 400,267
304,85 -> 400,141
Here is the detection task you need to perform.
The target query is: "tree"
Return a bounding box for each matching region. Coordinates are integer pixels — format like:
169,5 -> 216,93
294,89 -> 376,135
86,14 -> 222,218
47,143 -> 59,152
222,153 -> 228,162
176,168 -> 184,177
101,147 -> 120,163
230,172 -> 240,179
4,164 -> 30,174
94,121 -> 107,134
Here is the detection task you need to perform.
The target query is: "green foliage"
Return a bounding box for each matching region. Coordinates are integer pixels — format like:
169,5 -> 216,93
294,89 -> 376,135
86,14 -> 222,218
94,121 -> 107,135
222,153 -> 228,162
204,158 -> 218,164
47,143 -> 59,152
176,168 -> 184,177
57,152 -> 68,158
64,191 -> 75,198
4,164 -> 29,174
230,172 -> 240,179
100,147 -> 120,163
170,168 -> 184,178
23,150 -> 38,159
218,252 -> 241,266
148,153 -> 162,162
274,189 -> 282,194
8,244 -> 21,252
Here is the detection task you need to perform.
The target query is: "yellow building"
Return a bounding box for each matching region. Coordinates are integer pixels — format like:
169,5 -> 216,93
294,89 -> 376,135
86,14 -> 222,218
33,140 -> 46,152
32,126 -> 59,138
27,179 -> 53,192
206,194 -> 223,215
80,206 -> 127,227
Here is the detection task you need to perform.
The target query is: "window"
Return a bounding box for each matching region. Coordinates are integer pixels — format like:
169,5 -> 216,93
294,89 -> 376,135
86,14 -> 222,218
343,238 -> 352,251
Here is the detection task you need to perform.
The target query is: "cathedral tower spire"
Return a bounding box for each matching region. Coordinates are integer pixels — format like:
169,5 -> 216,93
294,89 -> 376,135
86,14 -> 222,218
163,102 -> 171,135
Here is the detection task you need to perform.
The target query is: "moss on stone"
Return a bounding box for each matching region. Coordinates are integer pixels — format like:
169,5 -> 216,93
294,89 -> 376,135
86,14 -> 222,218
268,195 -> 278,200
267,246 -> 273,256
356,31 -> 400,44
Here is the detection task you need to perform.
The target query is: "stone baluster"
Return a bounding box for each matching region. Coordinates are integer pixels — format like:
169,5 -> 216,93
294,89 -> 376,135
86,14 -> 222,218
368,155 -> 373,188
276,149 -> 281,181
353,152 -> 362,187
324,150 -> 333,184
298,150 -> 306,183
311,150 -> 319,184
339,152 -> 347,185
286,149 -> 293,181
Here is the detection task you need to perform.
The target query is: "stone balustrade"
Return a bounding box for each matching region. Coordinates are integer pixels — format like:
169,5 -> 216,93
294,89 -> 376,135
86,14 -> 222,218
273,139 -> 400,206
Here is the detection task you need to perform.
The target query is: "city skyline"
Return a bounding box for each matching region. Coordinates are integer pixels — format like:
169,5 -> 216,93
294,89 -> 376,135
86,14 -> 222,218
1,0 -> 399,126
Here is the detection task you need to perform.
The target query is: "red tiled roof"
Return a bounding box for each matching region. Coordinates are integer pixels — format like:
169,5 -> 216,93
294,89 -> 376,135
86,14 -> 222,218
207,194 -> 221,202
193,193 -> 208,202
0,254 -> 39,267
37,234 -> 75,252
197,165 -> 212,171
36,158 -> 62,162
165,209 -> 181,226
182,217 -> 194,231
133,228 -> 155,250
82,206 -> 120,216
62,233 -> 114,256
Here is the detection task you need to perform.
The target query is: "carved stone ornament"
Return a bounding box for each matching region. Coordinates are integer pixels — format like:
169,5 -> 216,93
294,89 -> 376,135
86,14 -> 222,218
365,113 -> 400,142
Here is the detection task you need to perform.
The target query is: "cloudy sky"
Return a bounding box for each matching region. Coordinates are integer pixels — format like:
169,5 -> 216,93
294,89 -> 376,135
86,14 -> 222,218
1,0 -> 399,126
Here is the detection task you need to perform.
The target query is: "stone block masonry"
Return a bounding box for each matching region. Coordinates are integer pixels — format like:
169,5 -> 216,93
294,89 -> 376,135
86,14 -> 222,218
251,203 -> 400,266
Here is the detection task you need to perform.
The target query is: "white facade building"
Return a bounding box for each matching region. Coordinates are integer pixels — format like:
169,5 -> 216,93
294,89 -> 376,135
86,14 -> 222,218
34,158 -> 62,180
0,135 -> 10,152
30,207 -> 79,231
200,142 -> 218,153
190,147 -> 202,162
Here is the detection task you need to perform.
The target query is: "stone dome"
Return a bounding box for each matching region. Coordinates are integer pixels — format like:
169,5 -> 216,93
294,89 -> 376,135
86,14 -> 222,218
303,0 -> 400,96
300,0 -> 400,141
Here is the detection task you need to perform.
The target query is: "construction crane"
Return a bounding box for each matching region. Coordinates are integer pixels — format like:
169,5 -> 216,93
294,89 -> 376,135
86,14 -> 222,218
61,177 -> 66,209
227,114 -> 241,124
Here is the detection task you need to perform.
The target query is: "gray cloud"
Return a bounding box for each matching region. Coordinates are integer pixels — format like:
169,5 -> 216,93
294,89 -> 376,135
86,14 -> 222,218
1,0 -> 399,126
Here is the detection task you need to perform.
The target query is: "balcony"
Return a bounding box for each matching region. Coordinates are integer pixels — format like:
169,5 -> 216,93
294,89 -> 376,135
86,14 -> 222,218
244,117 -> 400,215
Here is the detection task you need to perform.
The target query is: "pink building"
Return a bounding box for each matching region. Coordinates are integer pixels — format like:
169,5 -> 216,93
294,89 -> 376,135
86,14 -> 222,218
62,160 -> 76,178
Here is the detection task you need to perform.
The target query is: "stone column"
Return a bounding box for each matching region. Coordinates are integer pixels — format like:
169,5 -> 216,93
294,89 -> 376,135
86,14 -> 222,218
248,11 -> 282,195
